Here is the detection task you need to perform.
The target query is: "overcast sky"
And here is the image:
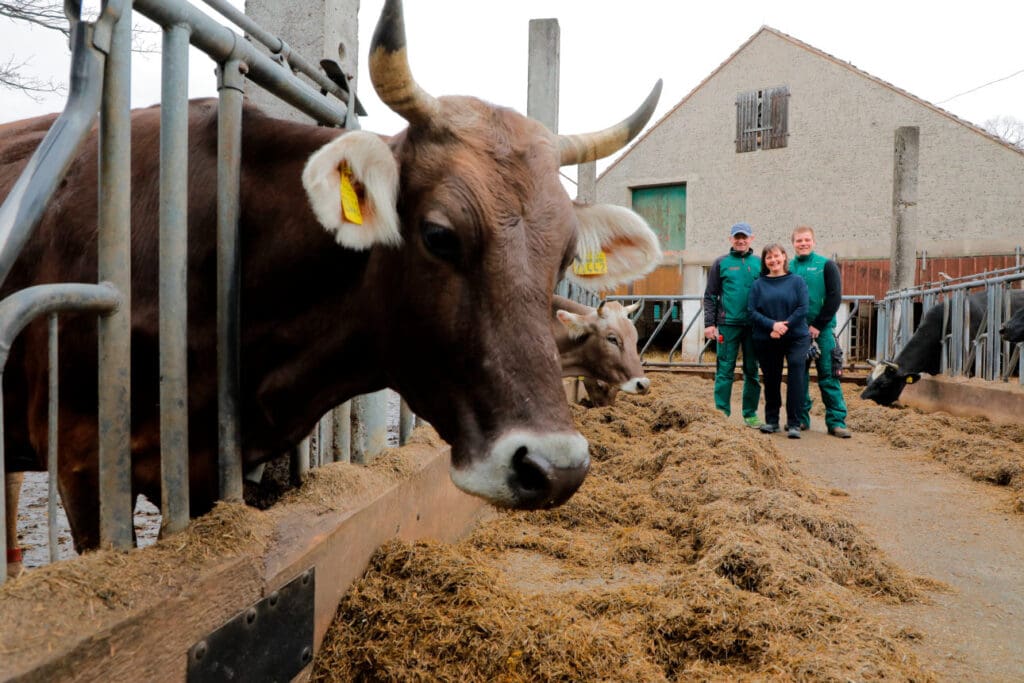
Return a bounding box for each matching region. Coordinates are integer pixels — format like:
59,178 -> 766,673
3,0 -> 1023,175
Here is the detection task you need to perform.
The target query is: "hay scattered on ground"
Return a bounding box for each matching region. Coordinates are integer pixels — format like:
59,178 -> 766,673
313,374 -> 935,682
0,439 -> 441,674
843,386 -> 1024,512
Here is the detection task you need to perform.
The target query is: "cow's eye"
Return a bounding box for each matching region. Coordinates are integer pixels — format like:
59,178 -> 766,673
606,334 -> 621,348
421,221 -> 461,263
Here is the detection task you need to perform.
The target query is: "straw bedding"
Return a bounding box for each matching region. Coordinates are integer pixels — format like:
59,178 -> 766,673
313,374 -> 937,681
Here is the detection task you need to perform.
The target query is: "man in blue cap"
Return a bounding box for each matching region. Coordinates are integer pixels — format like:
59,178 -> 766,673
703,222 -> 762,426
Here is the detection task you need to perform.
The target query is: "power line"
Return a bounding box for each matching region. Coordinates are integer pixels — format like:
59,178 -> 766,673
937,67 -> 1024,104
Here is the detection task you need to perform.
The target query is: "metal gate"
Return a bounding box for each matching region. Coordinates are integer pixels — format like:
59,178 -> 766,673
0,0 -> 401,582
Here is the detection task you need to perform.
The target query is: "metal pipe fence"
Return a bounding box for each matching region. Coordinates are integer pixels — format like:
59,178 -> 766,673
601,293 -> 872,370
874,266 -> 1024,385
0,0 -> 402,582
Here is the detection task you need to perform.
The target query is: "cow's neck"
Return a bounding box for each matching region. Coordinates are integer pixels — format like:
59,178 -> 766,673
236,115 -> 390,459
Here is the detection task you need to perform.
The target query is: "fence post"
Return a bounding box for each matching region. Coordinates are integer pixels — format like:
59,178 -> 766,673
98,1 -> 135,550
159,21 -> 192,535
217,56 -> 247,502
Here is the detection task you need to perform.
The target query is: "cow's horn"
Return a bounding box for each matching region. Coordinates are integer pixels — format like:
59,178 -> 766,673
368,0 -> 440,127
597,300 -> 607,317
866,358 -> 878,367
883,360 -> 899,370
558,79 -> 663,166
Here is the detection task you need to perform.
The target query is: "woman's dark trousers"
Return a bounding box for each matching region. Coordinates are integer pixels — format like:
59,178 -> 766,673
754,335 -> 811,429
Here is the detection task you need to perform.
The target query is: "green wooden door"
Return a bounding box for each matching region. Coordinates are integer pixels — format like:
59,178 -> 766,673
631,184 -> 686,251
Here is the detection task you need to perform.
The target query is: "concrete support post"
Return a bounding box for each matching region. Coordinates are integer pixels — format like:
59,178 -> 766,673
890,127 -> 919,292
244,0 -> 360,122
527,19 -> 559,133
682,263 -> 705,359
577,161 -> 596,203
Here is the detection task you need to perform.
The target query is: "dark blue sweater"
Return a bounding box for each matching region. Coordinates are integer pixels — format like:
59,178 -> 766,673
747,273 -> 809,341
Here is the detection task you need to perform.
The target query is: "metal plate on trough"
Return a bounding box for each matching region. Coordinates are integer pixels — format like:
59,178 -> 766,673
187,568 -> 315,682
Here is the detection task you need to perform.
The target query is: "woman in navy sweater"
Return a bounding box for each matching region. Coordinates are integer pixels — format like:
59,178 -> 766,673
747,244 -> 810,438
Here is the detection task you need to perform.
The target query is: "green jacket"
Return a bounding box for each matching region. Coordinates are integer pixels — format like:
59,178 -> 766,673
789,251 -> 842,331
703,248 -> 761,326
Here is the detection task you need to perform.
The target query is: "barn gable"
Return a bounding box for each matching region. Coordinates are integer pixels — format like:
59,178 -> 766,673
596,26 -> 1024,298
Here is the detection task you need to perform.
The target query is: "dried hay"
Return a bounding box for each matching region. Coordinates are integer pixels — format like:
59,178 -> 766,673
843,385 -> 1024,511
0,435 -> 442,673
313,374 -> 935,681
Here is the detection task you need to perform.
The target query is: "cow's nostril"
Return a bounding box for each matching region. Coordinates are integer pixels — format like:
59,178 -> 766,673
511,446 -> 551,493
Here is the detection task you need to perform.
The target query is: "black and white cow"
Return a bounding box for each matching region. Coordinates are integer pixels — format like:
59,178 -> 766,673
862,290 -> 1024,405
1000,305 -> 1024,344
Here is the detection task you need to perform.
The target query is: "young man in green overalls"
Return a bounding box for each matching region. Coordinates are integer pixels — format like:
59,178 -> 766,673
790,225 -> 852,438
703,222 -> 762,426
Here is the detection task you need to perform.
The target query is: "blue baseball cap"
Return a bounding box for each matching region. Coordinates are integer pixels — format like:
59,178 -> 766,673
730,222 -> 753,237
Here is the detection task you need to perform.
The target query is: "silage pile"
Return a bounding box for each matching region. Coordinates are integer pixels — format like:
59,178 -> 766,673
842,386 -> 1024,512
313,374 -> 935,682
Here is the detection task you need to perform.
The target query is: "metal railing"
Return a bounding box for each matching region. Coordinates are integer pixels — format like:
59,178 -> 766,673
603,293 -> 872,369
874,265 -> 1024,385
0,0 -> 404,582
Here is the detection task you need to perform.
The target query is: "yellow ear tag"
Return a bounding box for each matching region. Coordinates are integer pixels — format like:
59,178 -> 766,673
339,164 -> 363,225
905,376 -> 914,384
572,251 -> 608,276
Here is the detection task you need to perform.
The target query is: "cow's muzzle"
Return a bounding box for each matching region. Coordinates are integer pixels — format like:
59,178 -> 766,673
450,430 -> 590,510
621,376 -> 650,395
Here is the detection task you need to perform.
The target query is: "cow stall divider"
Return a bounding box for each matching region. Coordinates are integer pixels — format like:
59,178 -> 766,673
602,293 -> 873,372
0,0 -> 414,584
874,265 -> 1024,385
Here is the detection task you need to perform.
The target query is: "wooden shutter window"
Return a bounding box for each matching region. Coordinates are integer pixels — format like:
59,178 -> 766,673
766,85 -> 790,150
735,90 -> 759,153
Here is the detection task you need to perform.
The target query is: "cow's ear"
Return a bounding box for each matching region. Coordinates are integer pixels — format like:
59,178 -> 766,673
569,203 -> 662,288
556,309 -> 589,339
302,131 -> 401,250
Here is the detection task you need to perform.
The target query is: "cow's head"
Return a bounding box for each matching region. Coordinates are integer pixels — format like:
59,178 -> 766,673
582,377 -> 619,408
301,0 -> 662,510
556,300 -> 649,398
1000,308 -> 1024,344
860,359 -> 919,406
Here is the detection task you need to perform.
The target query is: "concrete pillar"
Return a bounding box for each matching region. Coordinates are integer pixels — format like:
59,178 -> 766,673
577,161 -> 596,203
244,0 -> 360,122
890,127 -> 919,292
527,19 -> 559,133
681,263 -> 705,359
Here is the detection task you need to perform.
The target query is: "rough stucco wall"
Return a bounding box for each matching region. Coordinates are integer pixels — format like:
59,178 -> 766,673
598,30 -> 1024,265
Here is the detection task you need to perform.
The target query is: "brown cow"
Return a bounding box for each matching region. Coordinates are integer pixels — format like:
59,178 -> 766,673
0,0 -> 663,554
552,296 -> 647,406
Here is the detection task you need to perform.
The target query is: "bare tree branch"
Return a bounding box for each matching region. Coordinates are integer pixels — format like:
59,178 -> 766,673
1,0 -> 160,95
0,1 -> 69,37
0,55 -> 63,100
983,115 -> 1024,150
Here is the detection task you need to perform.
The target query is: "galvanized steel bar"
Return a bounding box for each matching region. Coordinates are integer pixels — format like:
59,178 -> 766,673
97,1 -> 134,551
292,439 -> 310,482
949,290 -> 965,376
0,377 -> 6,582
159,21 -> 192,535
216,58 -> 246,502
0,282 -> 122,573
351,392 -> 388,464
985,283 -> 999,380
198,0 -> 358,111
331,402 -> 351,463
0,22 -> 106,287
48,314 -> 59,562
132,0 -> 349,126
